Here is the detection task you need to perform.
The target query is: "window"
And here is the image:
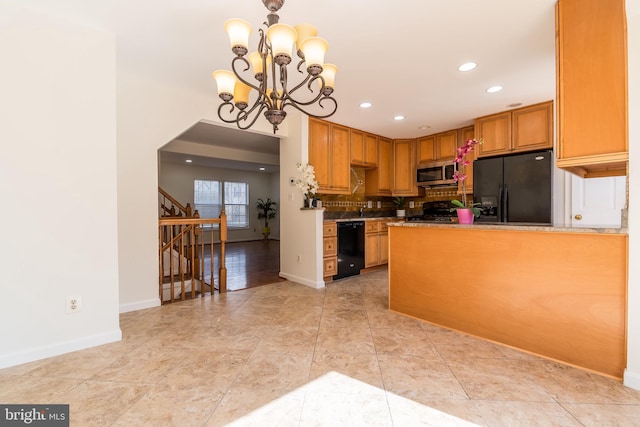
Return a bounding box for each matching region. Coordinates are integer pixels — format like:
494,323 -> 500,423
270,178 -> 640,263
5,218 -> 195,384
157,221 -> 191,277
224,181 -> 249,228
194,180 -> 249,228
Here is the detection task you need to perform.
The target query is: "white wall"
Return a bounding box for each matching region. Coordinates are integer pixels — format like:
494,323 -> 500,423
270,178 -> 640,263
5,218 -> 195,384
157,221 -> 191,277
0,5 -> 120,367
279,112 -> 325,288
115,66 -> 287,312
624,0 -> 640,390
158,161 -> 281,241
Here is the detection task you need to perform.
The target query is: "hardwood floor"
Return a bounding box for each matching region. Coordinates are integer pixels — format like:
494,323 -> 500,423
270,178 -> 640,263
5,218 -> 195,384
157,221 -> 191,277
205,239 -> 286,292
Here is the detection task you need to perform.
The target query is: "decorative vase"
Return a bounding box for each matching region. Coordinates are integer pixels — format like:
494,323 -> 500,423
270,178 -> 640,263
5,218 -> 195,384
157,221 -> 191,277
396,209 -> 406,218
456,208 -> 474,224
304,198 -> 313,208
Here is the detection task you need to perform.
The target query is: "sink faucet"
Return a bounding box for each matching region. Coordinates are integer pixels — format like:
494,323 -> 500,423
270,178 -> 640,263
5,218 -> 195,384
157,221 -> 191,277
359,205 -> 365,217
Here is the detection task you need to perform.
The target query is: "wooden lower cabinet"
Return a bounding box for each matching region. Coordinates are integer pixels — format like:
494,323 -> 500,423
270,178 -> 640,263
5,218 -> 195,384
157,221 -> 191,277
364,220 -> 397,268
365,232 -> 380,268
322,221 -> 337,278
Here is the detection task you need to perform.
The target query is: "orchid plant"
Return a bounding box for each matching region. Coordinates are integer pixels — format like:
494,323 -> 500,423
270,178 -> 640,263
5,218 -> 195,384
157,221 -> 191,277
450,138 -> 482,217
295,162 -> 319,201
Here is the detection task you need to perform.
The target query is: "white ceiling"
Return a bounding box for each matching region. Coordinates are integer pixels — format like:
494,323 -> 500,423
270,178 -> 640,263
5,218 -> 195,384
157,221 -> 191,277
25,0 -> 558,170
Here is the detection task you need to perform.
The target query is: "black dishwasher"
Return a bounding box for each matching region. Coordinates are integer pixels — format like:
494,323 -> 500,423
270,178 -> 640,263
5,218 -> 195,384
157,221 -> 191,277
334,221 -> 365,280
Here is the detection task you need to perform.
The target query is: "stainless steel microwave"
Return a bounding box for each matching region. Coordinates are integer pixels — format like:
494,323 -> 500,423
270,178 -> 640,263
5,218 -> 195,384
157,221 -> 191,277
416,161 -> 457,186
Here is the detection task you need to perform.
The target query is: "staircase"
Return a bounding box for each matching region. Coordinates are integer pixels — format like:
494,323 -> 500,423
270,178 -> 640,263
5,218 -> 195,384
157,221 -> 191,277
158,187 -> 227,303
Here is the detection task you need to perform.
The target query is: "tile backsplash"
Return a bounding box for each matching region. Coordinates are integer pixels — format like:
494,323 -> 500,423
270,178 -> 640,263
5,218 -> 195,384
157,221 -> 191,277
318,167 -> 470,217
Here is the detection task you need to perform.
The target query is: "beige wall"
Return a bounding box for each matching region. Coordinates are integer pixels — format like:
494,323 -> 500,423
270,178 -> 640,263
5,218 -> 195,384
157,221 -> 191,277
0,4 -> 120,367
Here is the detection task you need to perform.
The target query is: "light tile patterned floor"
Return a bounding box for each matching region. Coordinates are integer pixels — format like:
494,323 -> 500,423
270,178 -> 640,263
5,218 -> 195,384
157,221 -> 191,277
2,269 -> 640,426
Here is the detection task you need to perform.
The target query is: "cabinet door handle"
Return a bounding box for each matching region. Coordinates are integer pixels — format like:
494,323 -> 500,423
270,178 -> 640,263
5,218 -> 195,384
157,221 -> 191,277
574,214 -> 583,220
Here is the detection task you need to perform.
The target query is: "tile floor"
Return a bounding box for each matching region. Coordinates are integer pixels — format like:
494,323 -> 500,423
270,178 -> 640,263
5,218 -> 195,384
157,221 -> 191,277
2,269 -> 640,426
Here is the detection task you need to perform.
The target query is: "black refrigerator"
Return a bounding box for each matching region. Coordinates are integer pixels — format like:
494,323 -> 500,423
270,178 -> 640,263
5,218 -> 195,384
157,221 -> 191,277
473,150 -> 552,224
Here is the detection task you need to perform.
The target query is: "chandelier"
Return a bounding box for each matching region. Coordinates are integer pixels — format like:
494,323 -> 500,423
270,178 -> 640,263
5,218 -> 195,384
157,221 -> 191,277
212,0 -> 338,134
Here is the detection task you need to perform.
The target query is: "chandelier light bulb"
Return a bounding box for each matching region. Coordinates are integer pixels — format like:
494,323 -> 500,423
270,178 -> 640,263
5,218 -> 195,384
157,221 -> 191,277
224,19 -> 252,56
248,51 -> 271,81
266,23 -> 297,65
319,63 -> 338,95
294,23 -> 318,54
233,81 -> 252,110
300,37 -> 328,76
212,70 -> 237,101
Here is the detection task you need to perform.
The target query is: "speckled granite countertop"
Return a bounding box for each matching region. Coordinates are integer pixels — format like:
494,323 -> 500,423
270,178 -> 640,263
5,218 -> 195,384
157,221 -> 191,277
325,217 -> 403,223
388,221 -> 627,234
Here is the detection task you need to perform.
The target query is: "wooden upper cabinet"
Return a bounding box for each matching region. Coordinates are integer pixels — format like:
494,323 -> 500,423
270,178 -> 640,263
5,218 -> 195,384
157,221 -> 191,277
309,118 -> 350,194
460,126 -> 475,146
475,111 -> 512,157
436,130 -> 458,160
556,0 -> 628,177
512,102 -> 553,152
350,130 -> 378,168
417,127 -> 470,165
350,129 -> 365,165
416,135 -> 436,165
308,118 -> 331,192
364,133 -> 379,166
330,124 -> 351,193
365,137 -> 392,196
459,126 -> 475,195
392,139 -> 420,196
475,101 -> 553,158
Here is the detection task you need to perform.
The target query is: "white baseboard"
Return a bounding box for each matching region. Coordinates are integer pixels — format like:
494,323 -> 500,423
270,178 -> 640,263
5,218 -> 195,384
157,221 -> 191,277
119,298 -> 160,313
279,272 -> 325,289
0,329 -> 122,369
624,369 -> 640,391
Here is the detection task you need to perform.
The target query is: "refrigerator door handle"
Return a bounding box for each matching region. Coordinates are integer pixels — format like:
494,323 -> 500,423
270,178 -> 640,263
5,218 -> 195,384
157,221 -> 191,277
503,185 -> 509,222
498,185 -> 504,222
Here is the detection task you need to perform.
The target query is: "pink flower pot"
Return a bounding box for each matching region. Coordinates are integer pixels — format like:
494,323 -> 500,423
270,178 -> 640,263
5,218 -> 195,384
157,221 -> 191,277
456,208 -> 475,224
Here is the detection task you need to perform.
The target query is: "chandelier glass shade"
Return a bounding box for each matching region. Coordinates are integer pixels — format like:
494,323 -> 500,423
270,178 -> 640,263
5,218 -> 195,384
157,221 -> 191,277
212,0 -> 338,133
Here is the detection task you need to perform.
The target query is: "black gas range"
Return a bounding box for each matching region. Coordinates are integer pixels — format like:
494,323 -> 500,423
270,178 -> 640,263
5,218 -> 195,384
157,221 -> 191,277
406,201 -> 457,223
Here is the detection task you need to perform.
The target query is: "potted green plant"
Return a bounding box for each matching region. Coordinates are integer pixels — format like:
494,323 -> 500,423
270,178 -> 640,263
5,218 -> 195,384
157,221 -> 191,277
393,196 -> 406,218
256,198 -> 277,239
450,138 -> 482,224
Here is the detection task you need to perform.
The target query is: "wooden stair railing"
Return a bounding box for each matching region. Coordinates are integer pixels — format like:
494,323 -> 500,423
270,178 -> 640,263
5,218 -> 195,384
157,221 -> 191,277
158,212 -> 227,303
159,186 -> 194,218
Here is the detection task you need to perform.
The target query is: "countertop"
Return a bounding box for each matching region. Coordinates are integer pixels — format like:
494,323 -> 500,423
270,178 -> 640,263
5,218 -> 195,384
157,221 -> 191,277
388,221 -> 627,234
326,217 -> 403,223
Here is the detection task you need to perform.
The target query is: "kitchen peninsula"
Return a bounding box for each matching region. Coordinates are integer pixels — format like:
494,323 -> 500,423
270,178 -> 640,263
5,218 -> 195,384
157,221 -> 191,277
387,222 -> 628,379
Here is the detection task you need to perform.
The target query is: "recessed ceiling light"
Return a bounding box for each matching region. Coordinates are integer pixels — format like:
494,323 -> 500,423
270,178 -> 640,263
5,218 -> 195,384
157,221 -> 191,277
458,62 -> 477,72
259,167 -> 265,171
486,86 -> 503,93
360,102 -> 372,108
507,103 -> 522,108
185,159 -> 193,163
393,115 -> 405,121
418,125 -> 431,130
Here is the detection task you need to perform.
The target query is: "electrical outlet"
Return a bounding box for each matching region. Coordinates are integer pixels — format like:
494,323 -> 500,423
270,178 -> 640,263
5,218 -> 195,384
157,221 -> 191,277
66,296 -> 81,314
296,255 -> 301,263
